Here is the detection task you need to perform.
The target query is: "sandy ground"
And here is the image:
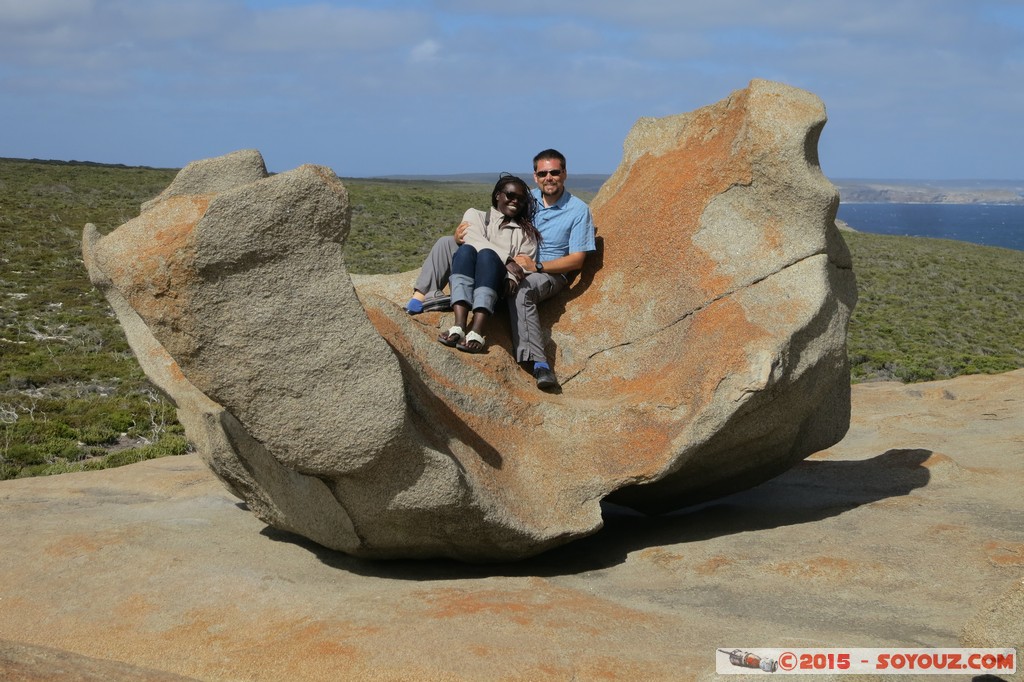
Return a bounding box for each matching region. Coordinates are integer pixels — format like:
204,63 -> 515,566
0,370 -> 1021,681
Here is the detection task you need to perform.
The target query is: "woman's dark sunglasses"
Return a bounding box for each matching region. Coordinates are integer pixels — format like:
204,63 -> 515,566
500,190 -> 528,202
535,169 -> 563,178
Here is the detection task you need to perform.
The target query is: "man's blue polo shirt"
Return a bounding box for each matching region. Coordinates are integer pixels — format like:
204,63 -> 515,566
531,188 -> 596,263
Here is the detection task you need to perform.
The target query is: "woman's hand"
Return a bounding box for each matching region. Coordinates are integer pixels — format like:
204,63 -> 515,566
454,221 -> 470,245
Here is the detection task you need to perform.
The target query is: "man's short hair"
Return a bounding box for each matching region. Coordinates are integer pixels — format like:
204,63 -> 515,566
533,149 -> 566,171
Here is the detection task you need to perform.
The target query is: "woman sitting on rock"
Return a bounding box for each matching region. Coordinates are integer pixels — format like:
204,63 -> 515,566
435,174 -> 540,353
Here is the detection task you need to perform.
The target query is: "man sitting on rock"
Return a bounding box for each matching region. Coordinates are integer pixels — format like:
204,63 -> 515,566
406,148 -> 596,390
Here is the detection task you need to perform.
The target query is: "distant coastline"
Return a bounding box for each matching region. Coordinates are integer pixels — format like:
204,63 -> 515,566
7,158 -> 1022,205
834,179 -> 1024,205
375,171 -> 1024,205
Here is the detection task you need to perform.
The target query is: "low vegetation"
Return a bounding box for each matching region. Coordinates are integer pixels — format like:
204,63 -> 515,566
1,158 -> 1020,479
844,231 -> 1023,382
345,178 -> 488,274
1,159 -> 190,480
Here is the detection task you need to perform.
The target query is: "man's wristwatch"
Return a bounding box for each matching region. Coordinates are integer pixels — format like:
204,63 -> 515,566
536,261 -> 544,273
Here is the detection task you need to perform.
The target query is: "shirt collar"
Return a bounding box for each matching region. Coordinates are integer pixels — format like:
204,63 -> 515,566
489,206 -> 520,228
531,187 -> 572,210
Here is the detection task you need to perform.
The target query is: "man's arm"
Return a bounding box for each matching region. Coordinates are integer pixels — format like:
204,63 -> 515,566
513,197 -> 595,274
513,251 -> 585,274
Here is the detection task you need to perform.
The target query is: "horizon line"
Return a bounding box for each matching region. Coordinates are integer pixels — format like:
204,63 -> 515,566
3,156 -> 1022,185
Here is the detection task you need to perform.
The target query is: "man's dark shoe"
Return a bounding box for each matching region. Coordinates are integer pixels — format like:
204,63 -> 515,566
408,291 -> 451,315
534,366 -> 559,390
421,291 -> 451,312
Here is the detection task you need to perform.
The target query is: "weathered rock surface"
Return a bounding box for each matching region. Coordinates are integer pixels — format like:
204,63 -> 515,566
961,576 -> 1024,671
0,640 -> 196,682
1,371 -> 1021,681
82,79 -> 856,560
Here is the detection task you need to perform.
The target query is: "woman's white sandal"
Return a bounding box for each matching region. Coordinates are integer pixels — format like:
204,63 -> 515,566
456,331 -> 486,354
438,326 -> 465,348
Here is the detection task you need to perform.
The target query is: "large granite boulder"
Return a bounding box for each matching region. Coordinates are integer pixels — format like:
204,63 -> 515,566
83,79 -> 856,560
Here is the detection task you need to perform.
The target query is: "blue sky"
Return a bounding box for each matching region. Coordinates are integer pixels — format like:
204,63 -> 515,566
1,0 -> 1022,179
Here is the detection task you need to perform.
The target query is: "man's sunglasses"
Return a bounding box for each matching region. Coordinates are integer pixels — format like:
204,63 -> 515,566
535,169 -> 563,178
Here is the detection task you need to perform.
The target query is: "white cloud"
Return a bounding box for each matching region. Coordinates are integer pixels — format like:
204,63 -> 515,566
225,4 -> 433,52
0,0 -> 93,26
409,39 -> 441,63
0,2 -> 436,57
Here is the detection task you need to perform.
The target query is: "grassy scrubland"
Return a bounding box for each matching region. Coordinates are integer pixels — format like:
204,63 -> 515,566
1,158 -> 1021,479
344,178 -> 489,274
1,159 -> 185,480
844,231 -> 1023,382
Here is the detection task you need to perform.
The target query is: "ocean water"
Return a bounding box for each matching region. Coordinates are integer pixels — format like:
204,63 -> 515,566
836,203 -> 1024,251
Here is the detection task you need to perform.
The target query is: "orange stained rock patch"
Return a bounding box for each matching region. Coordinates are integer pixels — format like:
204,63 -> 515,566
68,603 -> 383,680
575,657 -> 691,681
566,406 -> 681,484
592,327 -> 705,404
920,452 -> 958,468
362,306 -> 406,351
696,556 -> 736,575
44,527 -> 143,559
414,580 -> 658,632
467,644 -> 493,658
581,293 -> 768,409
468,658 -> 690,682
143,343 -> 189,381
767,556 -> 871,579
275,620 -> 364,660
366,306 -> 545,435
98,196 -> 208,325
418,588 -> 541,627
103,196 -> 206,282
588,94 -> 752,317
637,547 -> 687,570
361,308 -> 468,399
112,593 -> 160,624
983,541 -> 1024,567
416,290 -> 780,487
365,307 -> 522,399
686,296 -> 771,397
761,215 -> 786,257
928,523 -> 967,536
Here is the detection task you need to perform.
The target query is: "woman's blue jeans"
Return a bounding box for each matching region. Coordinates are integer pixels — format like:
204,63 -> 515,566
450,245 -> 504,313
